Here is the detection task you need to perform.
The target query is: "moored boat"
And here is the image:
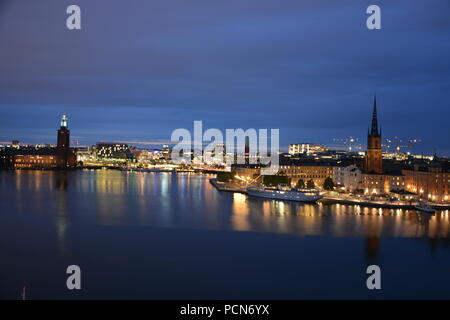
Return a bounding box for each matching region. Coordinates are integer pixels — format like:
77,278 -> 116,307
414,202 -> 435,214
246,184 -> 322,202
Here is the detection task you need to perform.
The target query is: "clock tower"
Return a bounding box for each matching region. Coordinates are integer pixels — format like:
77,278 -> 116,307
365,96 -> 383,173
57,114 -> 70,168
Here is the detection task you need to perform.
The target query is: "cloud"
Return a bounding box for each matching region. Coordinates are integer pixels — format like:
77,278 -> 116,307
0,0 -> 449,155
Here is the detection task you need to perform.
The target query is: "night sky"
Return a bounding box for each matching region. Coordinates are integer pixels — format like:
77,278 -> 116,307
0,0 -> 449,155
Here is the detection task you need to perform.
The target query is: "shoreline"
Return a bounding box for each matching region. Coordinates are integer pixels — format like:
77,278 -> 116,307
210,178 -> 450,210
1,169 -> 449,210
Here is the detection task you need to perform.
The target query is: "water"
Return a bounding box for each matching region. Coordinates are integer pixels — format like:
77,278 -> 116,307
0,170 -> 449,299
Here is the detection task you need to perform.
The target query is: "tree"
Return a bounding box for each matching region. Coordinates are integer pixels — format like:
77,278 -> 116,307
323,176 -> 335,191
306,179 -> 315,189
217,172 -> 234,182
263,174 -> 291,187
295,179 -> 305,188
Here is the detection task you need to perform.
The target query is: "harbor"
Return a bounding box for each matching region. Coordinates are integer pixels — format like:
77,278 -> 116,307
210,178 -> 450,211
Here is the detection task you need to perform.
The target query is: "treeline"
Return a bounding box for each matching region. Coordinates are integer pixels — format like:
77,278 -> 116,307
217,171 -> 335,190
262,174 -> 290,186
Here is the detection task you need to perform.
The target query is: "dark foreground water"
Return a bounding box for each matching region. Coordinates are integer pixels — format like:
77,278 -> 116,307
0,170 -> 449,299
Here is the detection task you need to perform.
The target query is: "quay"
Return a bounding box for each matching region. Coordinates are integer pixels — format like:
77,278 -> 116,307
209,178 -> 247,193
322,196 -> 450,210
210,179 -> 450,211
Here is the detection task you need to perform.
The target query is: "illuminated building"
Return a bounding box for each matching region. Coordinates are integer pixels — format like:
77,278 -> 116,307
365,96 -> 383,173
0,115 -> 76,169
132,149 -> 153,163
402,161 -> 450,202
360,98 -> 407,195
76,146 -> 96,163
231,164 -> 261,181
289,143 -> 329,156
279,163 -> 334,187
201,143 -> 227,166
0,149 -> 58,168
96,143 -> 133,161
390,190 -> 419,202
161,145 -> 172,160
361,173 -> 405,195
333,164 -> 361,192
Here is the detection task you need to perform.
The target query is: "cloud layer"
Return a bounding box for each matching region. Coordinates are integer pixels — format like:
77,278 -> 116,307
0,0 -> 449,154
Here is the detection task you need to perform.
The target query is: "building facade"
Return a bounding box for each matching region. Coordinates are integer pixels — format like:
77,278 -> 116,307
361,172 -> 405,195
333,164 -> 362,192
289,143 -> 329,156
0,149 -> 59,168
231,164 -> 261,181
402,163 -> 450,202
280,164 -> 334,188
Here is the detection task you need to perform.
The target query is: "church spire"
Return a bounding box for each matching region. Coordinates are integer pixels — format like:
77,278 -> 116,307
370,95 -> 379,136
366,95 -> 383,174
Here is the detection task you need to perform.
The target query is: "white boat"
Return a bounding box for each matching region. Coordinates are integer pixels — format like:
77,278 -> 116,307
414,202 -> 435,214
246,184 -> 322,202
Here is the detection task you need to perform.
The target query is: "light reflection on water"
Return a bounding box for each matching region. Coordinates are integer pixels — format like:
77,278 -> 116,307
1,170 -> 449,241
231,188 -> 450,239
2,170 -> 450,299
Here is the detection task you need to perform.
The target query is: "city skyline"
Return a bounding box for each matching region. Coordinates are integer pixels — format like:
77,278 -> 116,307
0,102 -> 442,157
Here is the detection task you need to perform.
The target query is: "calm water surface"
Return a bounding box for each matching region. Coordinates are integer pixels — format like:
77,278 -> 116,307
1,170 -> 449,299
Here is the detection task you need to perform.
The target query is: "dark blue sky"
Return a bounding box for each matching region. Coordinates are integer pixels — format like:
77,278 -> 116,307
0,0 -> 449,154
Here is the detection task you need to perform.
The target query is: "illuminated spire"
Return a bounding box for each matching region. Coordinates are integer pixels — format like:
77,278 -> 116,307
370,95 -> 379,136
61,114 -> 68,129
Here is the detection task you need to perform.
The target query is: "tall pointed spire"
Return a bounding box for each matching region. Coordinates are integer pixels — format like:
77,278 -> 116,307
366,95 -> 383,173
370,95 -> 379,136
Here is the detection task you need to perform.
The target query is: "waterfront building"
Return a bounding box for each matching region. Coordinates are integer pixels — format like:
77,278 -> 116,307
0,148 -> 59,168
0,115 -> 76,169
333,164 -> 362,192
390,190 -> 419,202
361,172 -> 405,195
161,145 -> 172,160
231,164 -> 261,181
402,160 -> 450,202
279,163 -> 334,188
76,146 -> 96,163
